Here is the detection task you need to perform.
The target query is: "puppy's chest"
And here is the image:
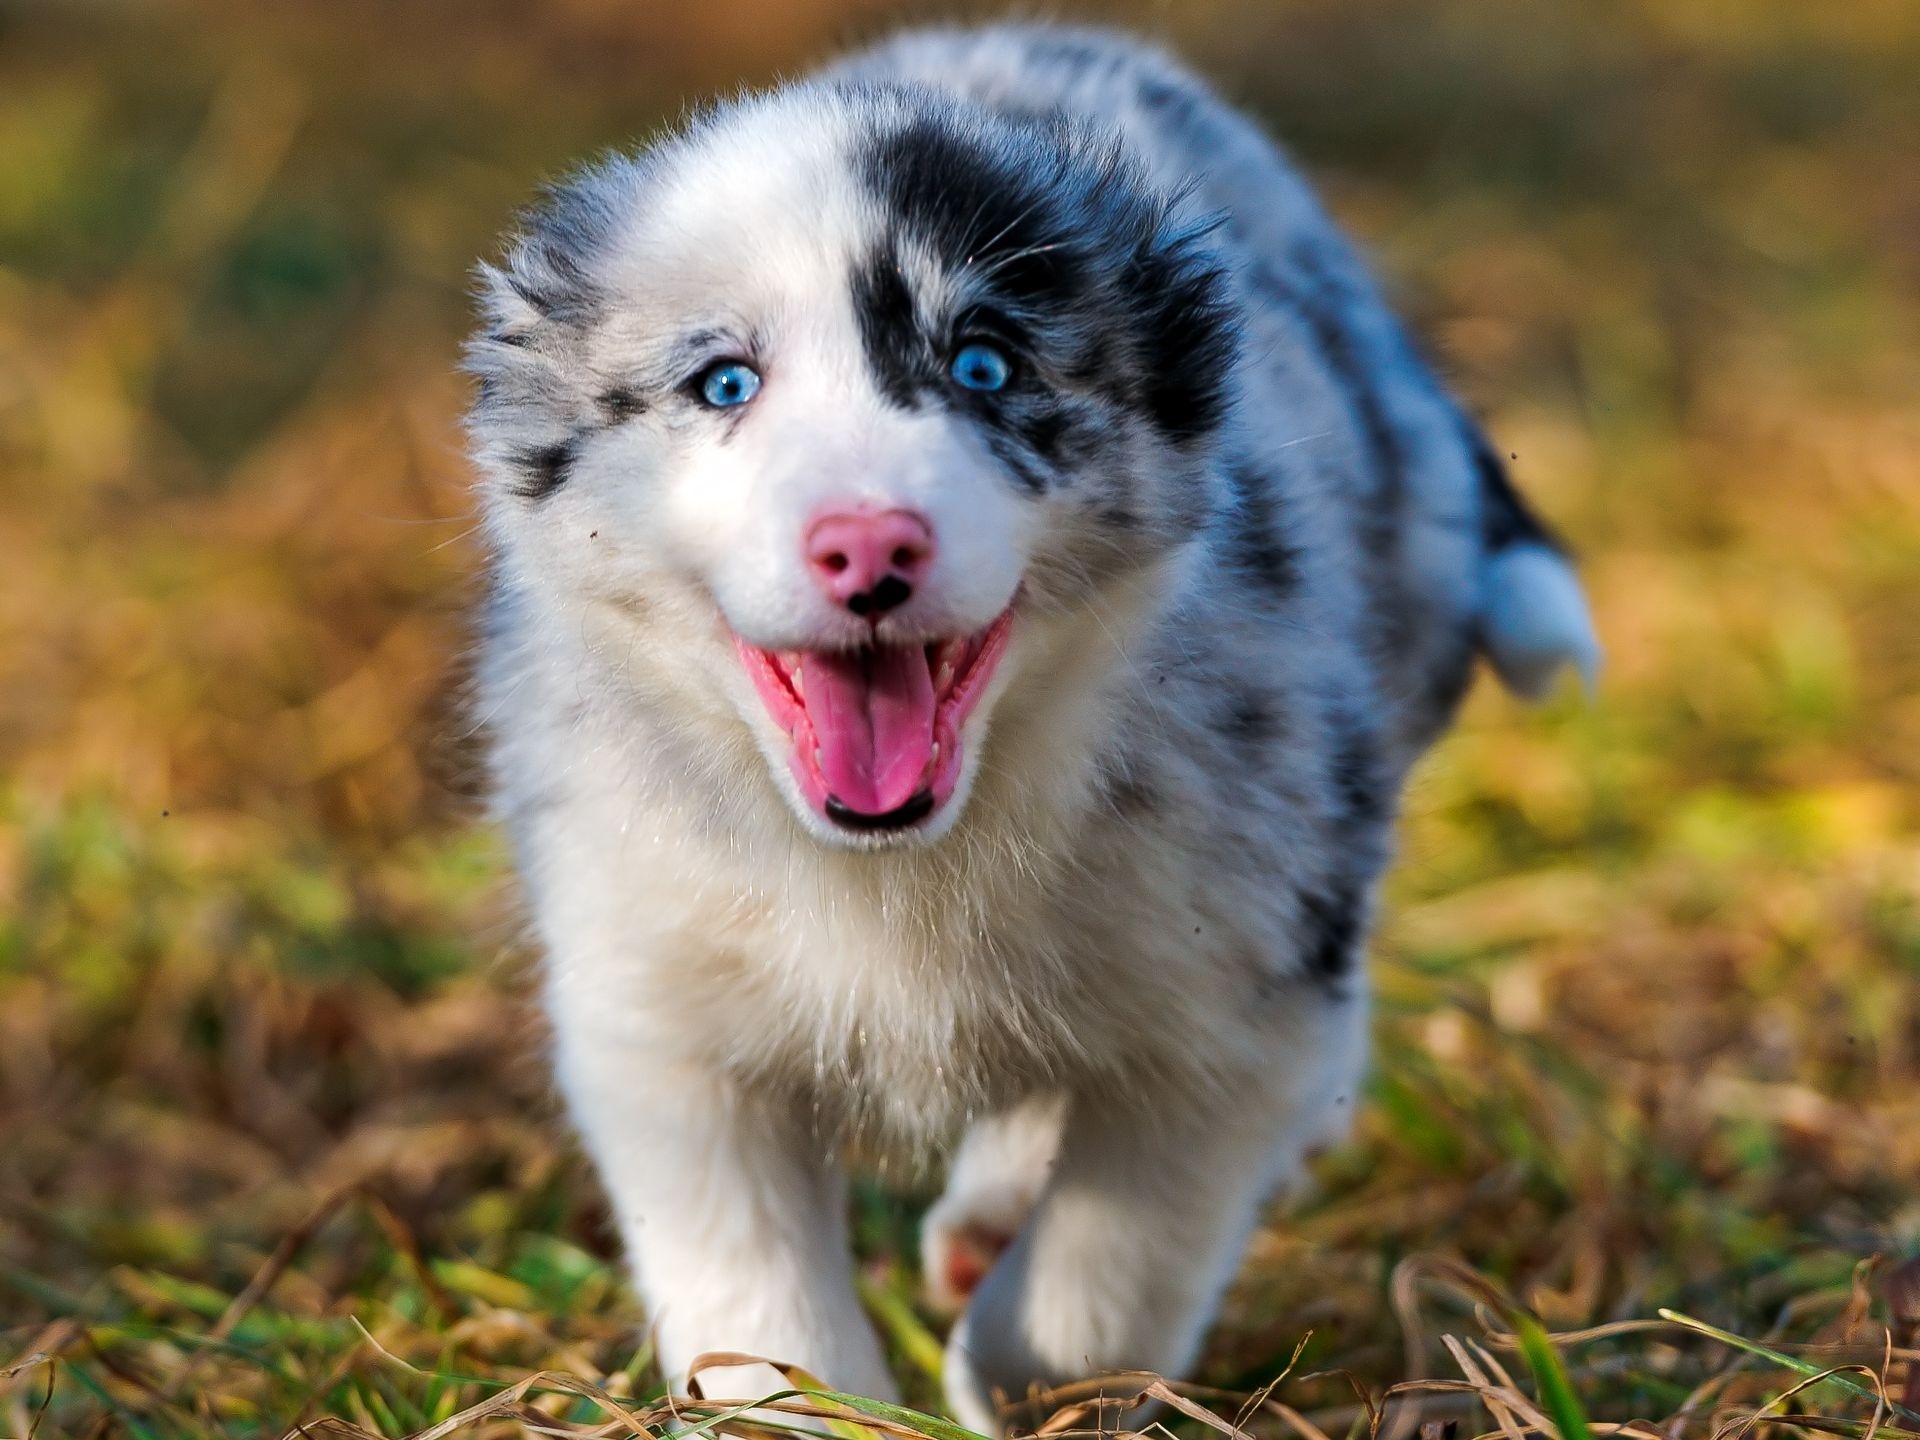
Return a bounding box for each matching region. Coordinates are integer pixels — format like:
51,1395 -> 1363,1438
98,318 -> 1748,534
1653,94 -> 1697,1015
674,840 -> 1199,1121
668,821 -> 1251,1136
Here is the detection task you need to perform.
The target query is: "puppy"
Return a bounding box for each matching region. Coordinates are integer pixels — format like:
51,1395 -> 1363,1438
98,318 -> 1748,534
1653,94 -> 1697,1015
465,23 -> 1596,1432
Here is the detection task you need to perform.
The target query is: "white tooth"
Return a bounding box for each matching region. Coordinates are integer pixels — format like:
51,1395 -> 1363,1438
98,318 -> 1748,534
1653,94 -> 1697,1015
814,748 -> 825,767
791,669 -> 804,697
935,664 -> 954,690
931,742 -> 942,762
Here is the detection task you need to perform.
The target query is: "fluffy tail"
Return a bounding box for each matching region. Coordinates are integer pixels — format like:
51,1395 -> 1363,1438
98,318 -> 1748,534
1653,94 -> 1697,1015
1468,430 -> 1601,700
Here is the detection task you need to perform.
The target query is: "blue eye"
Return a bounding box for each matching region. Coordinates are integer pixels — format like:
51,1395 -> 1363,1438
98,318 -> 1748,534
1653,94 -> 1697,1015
698,361 -> 761,409
950,342 -> 1012,392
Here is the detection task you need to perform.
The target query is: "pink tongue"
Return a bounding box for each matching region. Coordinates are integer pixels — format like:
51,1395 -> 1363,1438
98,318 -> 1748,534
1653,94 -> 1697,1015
801,646 -> 936,815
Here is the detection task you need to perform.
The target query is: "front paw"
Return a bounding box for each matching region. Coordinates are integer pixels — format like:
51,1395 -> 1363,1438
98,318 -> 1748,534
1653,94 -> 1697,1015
942,1310 -> 1157,1439
923,1215 -> 1017,1312
941,1311 -> 1008,1437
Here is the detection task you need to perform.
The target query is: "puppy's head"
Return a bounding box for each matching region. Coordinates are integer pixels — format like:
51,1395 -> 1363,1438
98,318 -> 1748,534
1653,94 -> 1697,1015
468,84 -> 1235,845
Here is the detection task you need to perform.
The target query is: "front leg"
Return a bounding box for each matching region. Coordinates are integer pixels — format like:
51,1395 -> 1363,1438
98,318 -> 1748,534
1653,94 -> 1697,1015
551,996 -> 897,1403
946,995 -> 1363,1433
922,1093 -> 1067,1311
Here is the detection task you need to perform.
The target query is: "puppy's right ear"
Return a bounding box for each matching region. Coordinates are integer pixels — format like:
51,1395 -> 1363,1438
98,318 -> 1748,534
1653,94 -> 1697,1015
463,247 -> 597,503
462,160 -> 640,497
474,259 -> 548,350
465,163 -> 631,405
464,200 -> 611,408
463,255 -> 577,450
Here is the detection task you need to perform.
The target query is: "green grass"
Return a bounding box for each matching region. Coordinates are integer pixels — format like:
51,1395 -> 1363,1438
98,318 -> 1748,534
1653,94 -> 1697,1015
2,0 -> 1918,1435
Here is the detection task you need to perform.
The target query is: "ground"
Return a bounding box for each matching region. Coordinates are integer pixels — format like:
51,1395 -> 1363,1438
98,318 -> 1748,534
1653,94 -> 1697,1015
1,1 -> 1917,1436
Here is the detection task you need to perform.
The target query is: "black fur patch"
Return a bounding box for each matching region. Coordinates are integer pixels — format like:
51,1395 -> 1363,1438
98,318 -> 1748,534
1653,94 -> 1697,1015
1328,718 -> 1389,828
1419,626 -> 1481,737
850,244 -> 934,410
1016,404 -> 1073,465
1220,683 -> 1283,751
1466,420 -> 1561,552
862,114 -> 1088,311
1297,875 -> 1366,987
1137,74 -> 1204,135
1223,463 -> 1301,598
505,271 -> 558,317
510,438 -> 577,501
1131,232 -> 1238,445
978,427 -> 1049,496
1019,29 -> 1125,76
852,100 -> 1236,451
1290,710 -> 1392,994
599,386 -> 646,424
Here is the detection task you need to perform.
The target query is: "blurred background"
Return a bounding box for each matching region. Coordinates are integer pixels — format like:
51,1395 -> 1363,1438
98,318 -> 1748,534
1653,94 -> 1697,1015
2,0 -> 1917,1434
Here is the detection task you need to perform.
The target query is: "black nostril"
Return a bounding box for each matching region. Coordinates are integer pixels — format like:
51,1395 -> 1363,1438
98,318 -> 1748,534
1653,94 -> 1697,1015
846,576 -> 912,618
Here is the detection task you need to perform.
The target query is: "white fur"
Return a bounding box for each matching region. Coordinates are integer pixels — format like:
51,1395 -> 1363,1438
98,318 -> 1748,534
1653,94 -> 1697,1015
1481,542 -> 1602,698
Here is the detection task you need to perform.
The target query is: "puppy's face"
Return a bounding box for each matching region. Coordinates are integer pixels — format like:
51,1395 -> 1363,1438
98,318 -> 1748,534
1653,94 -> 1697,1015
469,88 -> 1234,845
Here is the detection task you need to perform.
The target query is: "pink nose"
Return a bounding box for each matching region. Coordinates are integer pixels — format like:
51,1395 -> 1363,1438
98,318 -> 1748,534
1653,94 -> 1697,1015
805,507 -> 935,618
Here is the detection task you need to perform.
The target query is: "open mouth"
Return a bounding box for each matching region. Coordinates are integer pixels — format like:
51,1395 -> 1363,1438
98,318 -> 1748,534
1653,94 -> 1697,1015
737,609 -> 1015,833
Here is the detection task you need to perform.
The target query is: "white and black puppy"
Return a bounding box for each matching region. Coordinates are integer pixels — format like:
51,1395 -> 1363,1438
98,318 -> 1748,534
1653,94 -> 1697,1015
465,23 -> 1597,1433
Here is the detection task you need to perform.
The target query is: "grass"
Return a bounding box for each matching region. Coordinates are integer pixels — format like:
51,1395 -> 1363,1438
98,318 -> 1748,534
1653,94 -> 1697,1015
2,0 -> 1918,1435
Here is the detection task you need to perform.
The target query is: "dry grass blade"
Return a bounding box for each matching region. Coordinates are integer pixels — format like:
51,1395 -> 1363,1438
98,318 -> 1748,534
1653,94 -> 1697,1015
1138,1378 -> 1262,1440
1712,1419 -> 1920,1440
354,1369 -> 653,1440
1232,1334 -> 1315,1436
1466,1340 -> 1527,1401
1019,1371 -> 1161,1435
1442,1334 -> 1540,1440
1261,1399 -> 1337,1440
1664,1346 -> 1755,1440
288,1420 -> 387,1439
1718,1363 -> 1891,1440
1388,1256 -> 1534,1440
1479,1324 -> 1678,1352
0,1320 -> 82,1392
684,1355 -> 990,1440
1660,1313 -> 1920,1427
